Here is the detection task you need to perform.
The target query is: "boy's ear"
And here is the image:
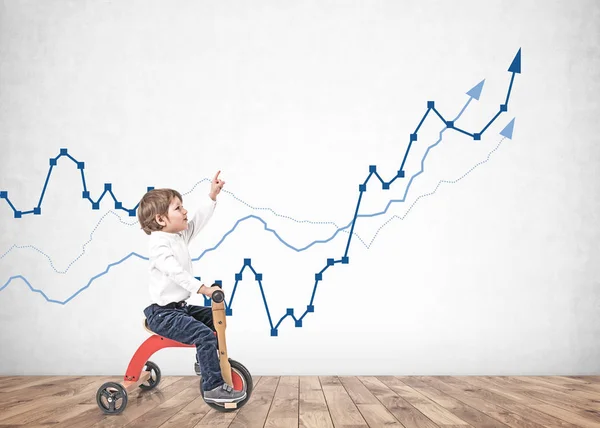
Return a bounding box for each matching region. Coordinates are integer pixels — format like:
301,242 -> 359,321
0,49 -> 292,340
155,214 -> 166,227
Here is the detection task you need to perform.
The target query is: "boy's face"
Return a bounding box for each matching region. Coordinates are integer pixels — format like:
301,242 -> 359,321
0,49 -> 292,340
156,197 -> 188,233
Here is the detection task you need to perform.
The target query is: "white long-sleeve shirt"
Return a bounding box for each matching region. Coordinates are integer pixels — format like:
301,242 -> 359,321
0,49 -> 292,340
147,196 -> 216,305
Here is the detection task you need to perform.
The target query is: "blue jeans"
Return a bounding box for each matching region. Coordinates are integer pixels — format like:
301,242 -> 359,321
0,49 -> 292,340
143,302 -> 224,391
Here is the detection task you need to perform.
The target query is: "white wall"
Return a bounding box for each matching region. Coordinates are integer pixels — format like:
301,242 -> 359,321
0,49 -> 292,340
1,0 -> 599,376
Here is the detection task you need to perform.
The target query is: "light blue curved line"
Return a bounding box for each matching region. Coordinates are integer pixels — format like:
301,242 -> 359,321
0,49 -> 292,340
0,252 -> 148,305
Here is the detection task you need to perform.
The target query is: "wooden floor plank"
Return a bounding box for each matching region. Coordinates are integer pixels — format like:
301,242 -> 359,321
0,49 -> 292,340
369,376 -> 468,427
0,376 -> 105,414
298,376 -> 334,428
229,376 -> 279,428
264,376 -> 299,428
126,380 -> 202,428
0,378 -> 101,425
469,376 -> 600,428
365,376 -> 442,428
398,376 -> 510,428
158,396 -> 212,428
531,403 -> 600,428
519,376 -> 600,403
0,376 -> 64,393
340,377 -> 403,427
453,376 -> 582,428
0,375 -> 599,427
539,376 -> 596,385
485,377 -> 600,423
421,376 -> 547,428
193,407 -> 238,428
320,376 -> 368,428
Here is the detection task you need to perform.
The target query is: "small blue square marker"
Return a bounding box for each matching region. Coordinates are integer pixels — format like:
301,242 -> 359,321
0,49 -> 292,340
342,256 -> 349,264
307,305 -> 314,312
397,170 -> 405,178
383,183 -> 390,190
327,258 -> 334,266
226,308 -> 232,316
129,209 -> 136,217
255,273 -> 262,281
295,320 -> 302,327
235,273 -> 242,281
82,191 -> 89,199
286,308 -> 293,316
244,258 -> 251,266
500,104 -> 507,112
369,165 -> 376,173
271,329 -> 278,336
473,133 -> 481,140
359,184 -> 366,192
0,191 -> 6,199
50,158 -> 57,166
60,148 -> 68,155
34,207 -> 41,215
115,202 -> 122,209
315,273 -> 322,281
410,134 -> 417,142
77,162 -> 85,170
14,211 -> 22,218
427,101 -> 435,108
446,121 -> 454,128
92,202 -> 99,210
104,183 -> 112,191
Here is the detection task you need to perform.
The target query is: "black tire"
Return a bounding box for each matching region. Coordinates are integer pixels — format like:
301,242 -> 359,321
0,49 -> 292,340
199,359 -> 253,412
139,360 -> 161,391
96,382 -> 128,414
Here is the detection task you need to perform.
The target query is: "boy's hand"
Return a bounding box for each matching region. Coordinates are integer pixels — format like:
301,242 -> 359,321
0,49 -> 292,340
209,170 -> 225,201
198,284 -> 220,297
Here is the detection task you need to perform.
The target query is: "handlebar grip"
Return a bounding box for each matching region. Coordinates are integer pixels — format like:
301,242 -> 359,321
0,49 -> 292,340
212,289 -> 225,303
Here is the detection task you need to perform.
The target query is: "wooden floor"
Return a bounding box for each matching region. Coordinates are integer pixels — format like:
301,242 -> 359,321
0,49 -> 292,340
0,375 -> 599,427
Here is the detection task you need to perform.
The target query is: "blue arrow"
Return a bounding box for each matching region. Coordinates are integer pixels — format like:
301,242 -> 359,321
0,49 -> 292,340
466,79 -> 485,100
505,49 -> 521,106
508,48 -> 521,74
500,118 -> 515,139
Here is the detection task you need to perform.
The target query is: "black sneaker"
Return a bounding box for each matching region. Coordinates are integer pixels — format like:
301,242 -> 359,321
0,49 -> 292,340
194,362 -> 201,376
203,383 -> 246,403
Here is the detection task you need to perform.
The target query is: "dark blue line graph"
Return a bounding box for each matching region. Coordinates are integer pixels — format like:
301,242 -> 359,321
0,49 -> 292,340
0,49 -> 521,336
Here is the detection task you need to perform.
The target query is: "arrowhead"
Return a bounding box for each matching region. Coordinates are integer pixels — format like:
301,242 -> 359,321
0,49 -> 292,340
466,79 -> 485,100
500,118 -> 515,139
508,48 -> 521,74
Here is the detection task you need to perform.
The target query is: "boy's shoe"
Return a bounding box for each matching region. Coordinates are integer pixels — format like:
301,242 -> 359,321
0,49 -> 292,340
204,383 -> 246,403
194,362 -> 201,376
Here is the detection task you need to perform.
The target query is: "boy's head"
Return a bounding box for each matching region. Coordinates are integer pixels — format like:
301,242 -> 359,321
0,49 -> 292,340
138,188 -> 188,235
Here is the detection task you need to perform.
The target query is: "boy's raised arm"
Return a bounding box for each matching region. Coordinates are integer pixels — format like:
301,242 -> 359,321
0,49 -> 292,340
182,196 -> 216,244
182,170 -> 225,244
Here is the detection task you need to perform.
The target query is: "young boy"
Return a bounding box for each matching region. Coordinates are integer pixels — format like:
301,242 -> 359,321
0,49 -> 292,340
137,171 -> 245,404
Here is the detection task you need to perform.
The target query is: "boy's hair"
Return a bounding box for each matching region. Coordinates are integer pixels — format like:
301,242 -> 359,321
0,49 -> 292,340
138,188 -> 183,235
